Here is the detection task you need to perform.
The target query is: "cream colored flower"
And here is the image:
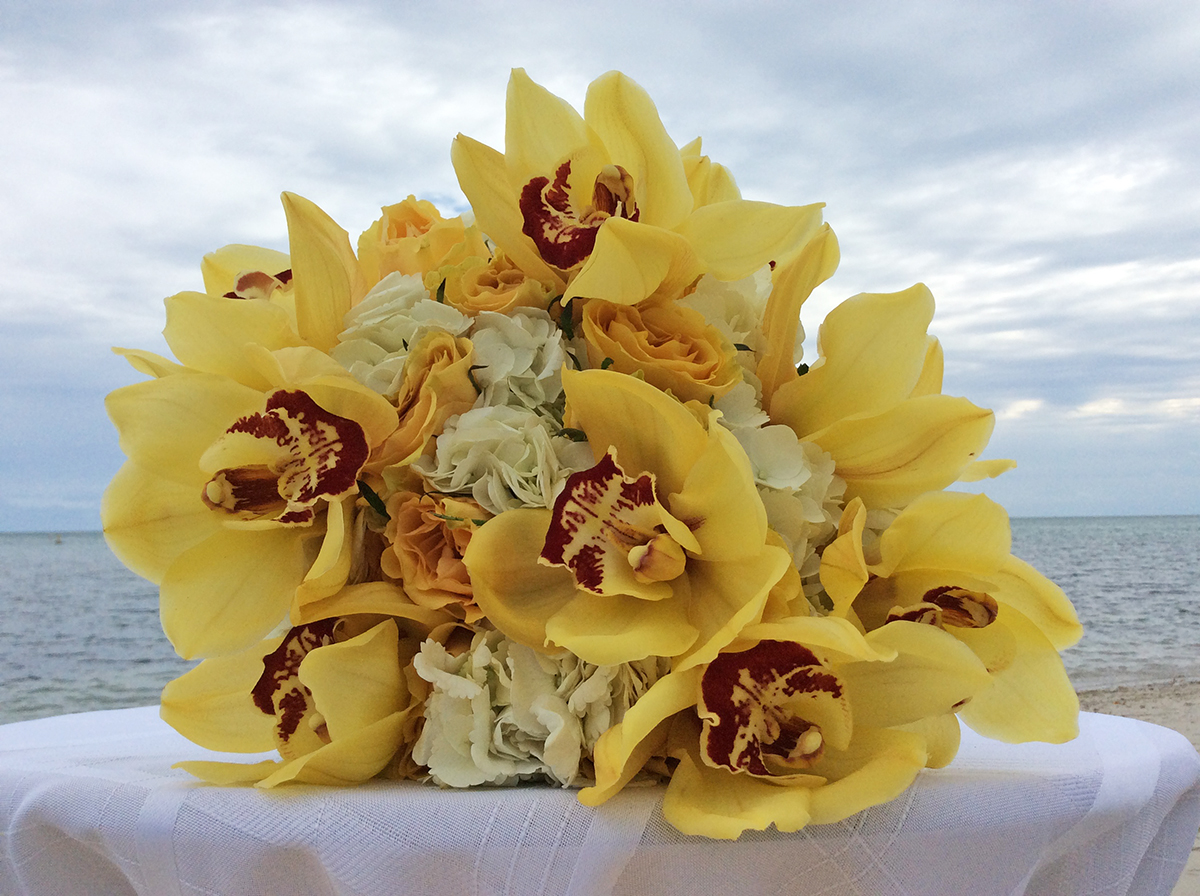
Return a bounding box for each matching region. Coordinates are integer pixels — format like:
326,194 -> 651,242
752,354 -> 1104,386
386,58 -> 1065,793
358,196 -> 489,286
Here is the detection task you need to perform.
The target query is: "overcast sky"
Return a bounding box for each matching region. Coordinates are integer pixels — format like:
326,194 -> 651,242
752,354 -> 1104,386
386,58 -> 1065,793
2,0 -> 1197,531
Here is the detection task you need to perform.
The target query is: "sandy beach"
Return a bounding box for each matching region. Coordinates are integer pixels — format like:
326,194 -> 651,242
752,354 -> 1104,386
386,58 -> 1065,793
1078,681 -> 1200,895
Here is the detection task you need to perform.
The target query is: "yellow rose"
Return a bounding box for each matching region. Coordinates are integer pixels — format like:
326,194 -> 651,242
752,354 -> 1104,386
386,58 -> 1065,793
368,330 -> 477,471
581,298 -> 742,404
430,251 -> 555,316
358,197 -> 489,286
381,492 -> 489,621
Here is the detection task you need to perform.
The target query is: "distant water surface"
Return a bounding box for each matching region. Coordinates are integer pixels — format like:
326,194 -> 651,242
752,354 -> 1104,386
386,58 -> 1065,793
0,516 -> 1197,724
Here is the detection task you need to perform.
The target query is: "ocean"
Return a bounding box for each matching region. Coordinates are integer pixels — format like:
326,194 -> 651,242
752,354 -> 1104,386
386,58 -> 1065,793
1,516 -> 1198,726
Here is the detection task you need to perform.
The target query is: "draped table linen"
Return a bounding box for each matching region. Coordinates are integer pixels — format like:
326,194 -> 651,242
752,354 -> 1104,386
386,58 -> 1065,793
1,707 -> 1198,896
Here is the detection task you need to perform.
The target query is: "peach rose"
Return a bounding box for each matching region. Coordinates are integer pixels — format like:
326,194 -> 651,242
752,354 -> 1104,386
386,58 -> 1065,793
381,492 -> 490,621
368,330 -> 478,471
581,298 -> 742,404
430,251 -> 555,316
358,197 -> 489,286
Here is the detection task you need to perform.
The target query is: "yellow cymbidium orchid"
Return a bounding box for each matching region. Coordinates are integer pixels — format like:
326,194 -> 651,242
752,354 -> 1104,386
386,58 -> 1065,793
451,69 -> 824,306
763,266 -> 1000,509
463,368 -> 794,670
165,616 -> 427,787
576,615 -> 990,839
103,344 -> 397,659
819,491 -> 1083,743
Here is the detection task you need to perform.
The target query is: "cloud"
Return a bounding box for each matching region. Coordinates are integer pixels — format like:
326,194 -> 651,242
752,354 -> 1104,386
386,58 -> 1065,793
2,0 -> 1198,528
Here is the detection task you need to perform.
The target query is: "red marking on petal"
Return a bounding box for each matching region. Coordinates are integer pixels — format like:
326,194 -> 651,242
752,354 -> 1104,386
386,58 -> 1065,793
700,640 -> 841,776
251,620 -> 337,744
519,161 -> 604,270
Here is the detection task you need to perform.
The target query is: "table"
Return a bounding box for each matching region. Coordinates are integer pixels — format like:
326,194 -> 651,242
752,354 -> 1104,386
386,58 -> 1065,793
1,707 -> 1197,895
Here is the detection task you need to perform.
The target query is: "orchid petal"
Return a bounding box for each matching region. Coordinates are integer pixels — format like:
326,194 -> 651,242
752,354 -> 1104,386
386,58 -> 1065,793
201,244 -> 291,298
102,461 -> 222,583
174,759 -> 282,785
910,336 -> 944,397
664,744 -> 813,838
677,200 -> 825,281
451,134 -> 565,289
281,191 -> 366,352
679,137 -> 741,207
106,374 -> 264,486
895,713 -> 961,769
958,458 -> 1018,482
841,621 -> 991,728
292,581 -> 451,630
462,508 -> 579,653
299,619 -> 405,741
806,727 -> 928,825
564,218 -> 702,305
163,291 -> 303,389
293,497 -> 354,608
561,368 -> 707,498
955,607 -> 1080,744
991,555 -> 1083,649
818,498 -> 869,615
876,491 -> 1012,578
584,71 -> 693,230
769,284 -> 935,438
112,347 -> 186,378
257,712 -> 409,787
547,588 -> 698,665
161,526 -> 313,659
674,545 -> 790,672
808,394 -> 996,509
160,635 -> 284,753
579,666 -> 702,805
757,225 -> 840,407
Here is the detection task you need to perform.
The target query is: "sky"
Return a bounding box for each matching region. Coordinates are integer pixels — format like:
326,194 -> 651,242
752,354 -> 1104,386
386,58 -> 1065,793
1,0 -> 1197,531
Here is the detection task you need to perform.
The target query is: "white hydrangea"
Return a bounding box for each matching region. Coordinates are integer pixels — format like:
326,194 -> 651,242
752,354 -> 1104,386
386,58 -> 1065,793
412,405 -> 594,515
469,309 -> 568,416
412,630 -> 668,787
331,272 -> 471,397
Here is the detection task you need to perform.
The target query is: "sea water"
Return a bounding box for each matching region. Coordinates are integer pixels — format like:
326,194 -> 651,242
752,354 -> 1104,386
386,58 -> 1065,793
1,517 -> 1198,725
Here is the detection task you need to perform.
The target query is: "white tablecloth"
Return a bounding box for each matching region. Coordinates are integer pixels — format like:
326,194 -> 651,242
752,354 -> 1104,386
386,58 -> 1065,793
1,707 -> 1197,896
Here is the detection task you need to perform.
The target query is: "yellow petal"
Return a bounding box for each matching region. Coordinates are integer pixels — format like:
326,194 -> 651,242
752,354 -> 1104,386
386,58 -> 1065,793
737,614 -> 893,665
679,137 -> 742,208
841,621 -> 991,728
806,727 -> 928,825
958,458 -> 1017,482
281,191 -> 366,352
160,526 -> 312,659
991,555 -> 1083,650
106,373 -> 264,486
757,225 -> 840,408
663,746 -> 813,839
160,635 -> 284,752
546,587 -> 698,665
163,291 -> 304,389
876,491 -> 1011,578
894,713 -> 961,769
462,508 -> 579,653
175,759 -> 282,785
910,336 -> 944,397
300,619 -> 404,740
257,712 -> 409,787
562,368 -> 707,498
584,71 -> 693,230
668,417 -> 765,562
579,666 -> 702,805
112,347 -> 186,378
769,284 -> 935,438
955,607 -> 1080,744
293,582 -> 451,631
810,394 -> 996,509
675,546 -> 790,672
818,497 -> 868,614
102,461 -> 222,583
451,134 -> 565,289
505,68 -> 605,203
677,200 -> 825,281
293,496 -> 354,608
201,244 -> 291,297
564,218 -> 702,305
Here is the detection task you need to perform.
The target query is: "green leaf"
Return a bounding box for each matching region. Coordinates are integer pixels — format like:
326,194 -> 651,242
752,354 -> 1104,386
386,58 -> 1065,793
357,480 -> 390,521
557,427 -> 589,442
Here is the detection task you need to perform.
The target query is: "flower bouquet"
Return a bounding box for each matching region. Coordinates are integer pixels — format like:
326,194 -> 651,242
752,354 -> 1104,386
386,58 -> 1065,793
103,69 -> 1082,839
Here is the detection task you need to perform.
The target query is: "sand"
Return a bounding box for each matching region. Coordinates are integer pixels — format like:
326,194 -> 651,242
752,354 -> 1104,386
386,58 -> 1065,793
1078,680 -> 1200,896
